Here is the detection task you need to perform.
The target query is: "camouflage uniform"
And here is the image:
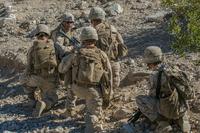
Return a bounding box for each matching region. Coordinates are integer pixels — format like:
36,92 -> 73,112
51,13 -> 77,114
59,27 -> 112,132
21,24 -> 59,117
89,7 -> 126,90
136,46 -> 191,133
51,13 -> 76,54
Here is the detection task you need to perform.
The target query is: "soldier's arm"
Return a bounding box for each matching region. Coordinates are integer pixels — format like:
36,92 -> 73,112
50,29 -> 57,43
120,71 -> 151,87
51,30 -> 69,53
54,42 -> 65,60
55,35 -> 75,54
117,32 -> 124,45
58,53 -> 75,74
101,51 -> 113,89
25,46 -> 34,76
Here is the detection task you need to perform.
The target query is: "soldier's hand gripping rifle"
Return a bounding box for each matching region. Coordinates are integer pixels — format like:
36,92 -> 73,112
128,109 -> 142,124
59,30 -> 81,49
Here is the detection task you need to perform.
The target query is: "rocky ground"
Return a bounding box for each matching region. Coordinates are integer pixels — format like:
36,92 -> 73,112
0,0 -> 199,133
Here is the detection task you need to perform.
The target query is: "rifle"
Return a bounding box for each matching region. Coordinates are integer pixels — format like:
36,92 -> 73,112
128,110 -> 142,124
99,83 -> 110,109
59,30 -> 81,49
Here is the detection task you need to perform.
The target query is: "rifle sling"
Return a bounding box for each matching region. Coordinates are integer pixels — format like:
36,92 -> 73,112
156,70 -> 163,99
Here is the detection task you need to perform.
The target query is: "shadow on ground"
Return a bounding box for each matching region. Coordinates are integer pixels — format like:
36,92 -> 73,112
124,22 -> 173,57
0,102 -> 32,116
0,74 -> 24,99
0,115 -> 84,132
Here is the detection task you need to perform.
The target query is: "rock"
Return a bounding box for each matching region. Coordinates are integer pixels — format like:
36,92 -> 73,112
0,2 -> 16,27
125,58 -> 135,66
54,126 -> 64,132
130,2 -> 150,10
120,71 -> 150,87
19,21 -> 30,31
75,1 -> 88,10
145,10 -> 170,23
104,2 -> 123,16
113,108 -> 131,120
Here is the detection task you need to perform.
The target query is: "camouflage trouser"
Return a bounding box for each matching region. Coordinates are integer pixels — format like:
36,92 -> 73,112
34,86 -> 58,110
21,75 -> 37,101
111,61 -> 120,90
136,95 -> 159,122
65,87 -> 77,112
22,75 -> 58,110
72,84 -> 103,133
136,95 -> 191,132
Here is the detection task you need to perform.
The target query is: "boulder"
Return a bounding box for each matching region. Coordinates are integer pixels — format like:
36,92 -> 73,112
113,108 -> 132,120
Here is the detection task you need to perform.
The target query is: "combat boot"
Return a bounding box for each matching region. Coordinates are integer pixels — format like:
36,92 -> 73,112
60,108 -> 76,118
32,101 -> 46,117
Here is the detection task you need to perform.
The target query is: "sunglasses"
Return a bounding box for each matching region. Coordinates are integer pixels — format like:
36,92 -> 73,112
36,33 -> 49,38
63,21 -> 74,24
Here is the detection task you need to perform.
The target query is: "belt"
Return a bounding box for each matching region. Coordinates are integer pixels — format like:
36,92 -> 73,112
74,81 -> 99,88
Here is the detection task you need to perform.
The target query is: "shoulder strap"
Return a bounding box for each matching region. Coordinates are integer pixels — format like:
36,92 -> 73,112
156,69 -> 163,99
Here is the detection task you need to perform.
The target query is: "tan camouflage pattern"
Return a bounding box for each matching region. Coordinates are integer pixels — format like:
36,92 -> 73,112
143,46 -> 163,64
35,24 -> 50,36
62,12 -> 75,22
89,7 -> 106,21
72,84 -> 103,133
95,22 -> 124,90
58,46 -> 112,132
136,65 -> 191,132
111,61 -> 120,89
51,24 -> 75,53
22,39 -> 59,115
80,26 -> 98,41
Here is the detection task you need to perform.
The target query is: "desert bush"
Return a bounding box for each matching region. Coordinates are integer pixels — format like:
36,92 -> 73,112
162,0 -> 200,54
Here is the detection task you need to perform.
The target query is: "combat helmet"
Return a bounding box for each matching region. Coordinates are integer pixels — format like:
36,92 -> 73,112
62,12 -> 75,22
89,7 -> 106,21
35,24 -> 50,36
80,26 -> 98,42
143,46 -> 163,64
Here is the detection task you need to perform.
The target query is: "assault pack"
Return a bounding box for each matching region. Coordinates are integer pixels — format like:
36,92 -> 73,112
156,65 -> 195,119
96,22 -> 128,60
33,40 -> 57,70
73,47 -> 105,85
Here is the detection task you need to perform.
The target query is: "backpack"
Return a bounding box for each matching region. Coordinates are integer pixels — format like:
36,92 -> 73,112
96,22 -> 128,60
73,48 -> 105,85
33,40 -> 57,70
156,65 -> 194,119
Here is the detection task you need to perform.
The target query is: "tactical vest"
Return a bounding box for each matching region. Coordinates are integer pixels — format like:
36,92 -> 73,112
32,40 -> 58,79
72,47 -> 105,85
156,65 -> 194,119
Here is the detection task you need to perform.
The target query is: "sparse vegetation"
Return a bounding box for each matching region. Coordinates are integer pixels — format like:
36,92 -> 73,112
162,0 -> 200,54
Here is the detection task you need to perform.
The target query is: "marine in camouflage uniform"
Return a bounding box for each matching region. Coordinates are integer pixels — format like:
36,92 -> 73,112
21,24 -> 59,117
89,7 -> 127,90
136,46 -> 191,133
51,12 -> 77,116
59,27 -> 112,133
51,12 -> 77,54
